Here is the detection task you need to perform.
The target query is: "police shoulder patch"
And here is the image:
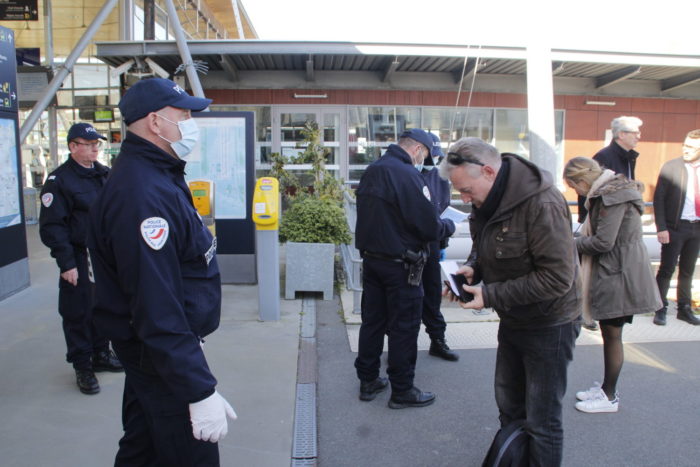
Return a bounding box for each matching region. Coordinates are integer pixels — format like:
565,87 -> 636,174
41,193 -> 54,208
140,217 -> 169,250
422,185 -> 432,201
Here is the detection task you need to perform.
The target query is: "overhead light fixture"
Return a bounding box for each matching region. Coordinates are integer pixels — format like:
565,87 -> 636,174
293,93 -> 328,99
585,100 -> 616,106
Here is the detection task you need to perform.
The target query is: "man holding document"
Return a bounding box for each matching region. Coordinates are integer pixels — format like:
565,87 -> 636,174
438,137 -> 581,467
354,128 -> 455,409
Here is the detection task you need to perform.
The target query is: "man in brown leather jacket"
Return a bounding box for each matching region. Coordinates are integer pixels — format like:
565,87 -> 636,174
439,137 -> 581,467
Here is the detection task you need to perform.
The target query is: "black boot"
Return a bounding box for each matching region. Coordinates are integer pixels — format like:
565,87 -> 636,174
92,350 -> 124,372
388,386 -> 435,409
653,308 -> 667,326
429,338 -> 459,361
75,369 -> 100,395
677,304 -> 700,325
359,377 -> 388,401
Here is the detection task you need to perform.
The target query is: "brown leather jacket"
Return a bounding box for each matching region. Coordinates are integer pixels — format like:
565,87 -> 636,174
467,154 -> 581,329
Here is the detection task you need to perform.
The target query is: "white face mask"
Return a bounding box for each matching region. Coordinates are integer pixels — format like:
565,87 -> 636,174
156,114 -> 199,159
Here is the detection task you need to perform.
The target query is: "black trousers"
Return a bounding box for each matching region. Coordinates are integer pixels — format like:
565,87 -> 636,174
421,242 -> 447,340
355,257 -> 423,392
656,221 -> 700,308
112,340 -> 219,467
57,249 -> 108,369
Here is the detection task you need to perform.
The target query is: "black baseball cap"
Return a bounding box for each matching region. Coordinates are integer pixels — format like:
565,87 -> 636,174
119,78 -> 212,125
67,123 -> 107,144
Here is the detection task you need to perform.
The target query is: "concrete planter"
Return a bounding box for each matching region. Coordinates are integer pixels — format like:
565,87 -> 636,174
284,241 -> 335,300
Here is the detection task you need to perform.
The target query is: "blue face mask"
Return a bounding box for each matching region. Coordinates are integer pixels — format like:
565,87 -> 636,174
156,114 -> 200,159
415,164 -> 424,172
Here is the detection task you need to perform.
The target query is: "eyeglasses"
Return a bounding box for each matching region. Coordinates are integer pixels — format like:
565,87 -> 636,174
447,151 -> 485,167
72,140 -> 103,149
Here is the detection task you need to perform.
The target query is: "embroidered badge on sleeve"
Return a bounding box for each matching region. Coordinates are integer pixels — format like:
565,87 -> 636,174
41,193 -> 54,208
140,217 -> 169,250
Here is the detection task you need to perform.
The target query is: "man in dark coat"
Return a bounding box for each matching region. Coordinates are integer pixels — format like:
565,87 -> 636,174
578,115 -> 643,223
652,129 -> 700,326
39,122 -> 122,395
440,137 -> 581,467
88,78 -> 236,465
354,128 -> 455,409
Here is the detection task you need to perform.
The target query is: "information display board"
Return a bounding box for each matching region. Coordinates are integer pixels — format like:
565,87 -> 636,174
189,111 -> 255,259
0,25 -> 28,281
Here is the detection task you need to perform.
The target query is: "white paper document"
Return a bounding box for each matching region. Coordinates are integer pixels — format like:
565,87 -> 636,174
440,206 -> 469,223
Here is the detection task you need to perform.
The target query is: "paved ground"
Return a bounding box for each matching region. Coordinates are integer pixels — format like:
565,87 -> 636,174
3,225 -> 700,466
320,292 -> 700,467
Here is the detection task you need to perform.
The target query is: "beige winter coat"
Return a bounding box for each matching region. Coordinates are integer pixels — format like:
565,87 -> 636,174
576,175 -> 662,319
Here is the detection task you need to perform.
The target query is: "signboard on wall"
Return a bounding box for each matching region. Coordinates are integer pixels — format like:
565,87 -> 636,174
0,0 -> 38,21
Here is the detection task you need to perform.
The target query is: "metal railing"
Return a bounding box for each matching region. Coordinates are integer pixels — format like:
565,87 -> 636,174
340,190 -> 362,314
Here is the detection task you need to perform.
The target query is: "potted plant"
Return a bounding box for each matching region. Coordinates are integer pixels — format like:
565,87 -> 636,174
272,121 -> 351,300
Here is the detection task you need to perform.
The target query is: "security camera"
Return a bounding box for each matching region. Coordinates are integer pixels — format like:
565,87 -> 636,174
145,58 -> 170,79
110,59 -> 135,79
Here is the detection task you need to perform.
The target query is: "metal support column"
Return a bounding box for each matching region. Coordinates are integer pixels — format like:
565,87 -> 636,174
162,0 -> 207,103
526,43 -> 560,186
43,0 -> 58,166
20,0 -> 119,143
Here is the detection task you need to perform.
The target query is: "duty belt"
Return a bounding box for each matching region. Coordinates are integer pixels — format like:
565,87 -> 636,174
361,250 -> 405,263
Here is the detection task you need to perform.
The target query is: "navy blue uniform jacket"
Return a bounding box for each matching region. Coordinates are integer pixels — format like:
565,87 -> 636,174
39,156 -> 109,271
422,167 -> 453,245
355,144 -> 454,256
87,132 -> 220,403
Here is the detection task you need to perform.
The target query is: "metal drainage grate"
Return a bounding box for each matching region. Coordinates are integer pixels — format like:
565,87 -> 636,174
292,382 -> 317,463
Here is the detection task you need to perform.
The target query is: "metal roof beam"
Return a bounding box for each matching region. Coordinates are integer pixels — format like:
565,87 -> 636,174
218,54 -> 239,81
552,61 -> 565,74
661,70 -> 700,92
306,55 -> 315,82
451,58 -> 478,84
382,58 -> 400,82
595,65 -> 642,89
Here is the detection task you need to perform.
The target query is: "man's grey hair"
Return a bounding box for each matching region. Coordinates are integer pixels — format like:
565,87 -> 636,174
438,137 -> 501,180
611,116 -> 643,138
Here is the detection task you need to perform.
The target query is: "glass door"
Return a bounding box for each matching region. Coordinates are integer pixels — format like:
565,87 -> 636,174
272,106 -> 346,183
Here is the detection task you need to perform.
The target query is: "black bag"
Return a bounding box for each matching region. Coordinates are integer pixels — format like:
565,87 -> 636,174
482,419 -> 530,467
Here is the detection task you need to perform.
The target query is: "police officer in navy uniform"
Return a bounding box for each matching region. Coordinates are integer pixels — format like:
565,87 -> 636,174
87,78 -> 236,466
39,122 -> 123,395
420,133 -> 459,361
354,128 -> 456,408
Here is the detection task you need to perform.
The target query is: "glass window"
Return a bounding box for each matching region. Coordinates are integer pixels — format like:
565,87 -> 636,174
72,64 -> 109,89
422,107 -> 494,149
494,109 -> 565,159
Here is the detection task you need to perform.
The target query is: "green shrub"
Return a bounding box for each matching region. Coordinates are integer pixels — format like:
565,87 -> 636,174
280,197 -> 351,245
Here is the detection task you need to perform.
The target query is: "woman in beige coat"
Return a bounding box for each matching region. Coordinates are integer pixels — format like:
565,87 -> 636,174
564,157 -> 662,413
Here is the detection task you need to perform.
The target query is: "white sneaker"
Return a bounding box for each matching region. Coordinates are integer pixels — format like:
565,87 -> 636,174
575,393 -> 619,413
575,382 -> 604,401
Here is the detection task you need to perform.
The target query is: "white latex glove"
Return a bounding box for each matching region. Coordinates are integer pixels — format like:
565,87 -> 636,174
189,390 -> 237,443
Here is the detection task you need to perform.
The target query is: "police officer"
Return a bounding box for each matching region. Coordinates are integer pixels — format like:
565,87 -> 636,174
39,122 -> 122,395
421,133 -> 459,361
87,78 -> 236,465
354,128 -> 455,409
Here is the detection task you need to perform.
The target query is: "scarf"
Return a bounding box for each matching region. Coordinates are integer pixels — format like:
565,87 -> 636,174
579,169 -> 616,324
472,158 -> 510,222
